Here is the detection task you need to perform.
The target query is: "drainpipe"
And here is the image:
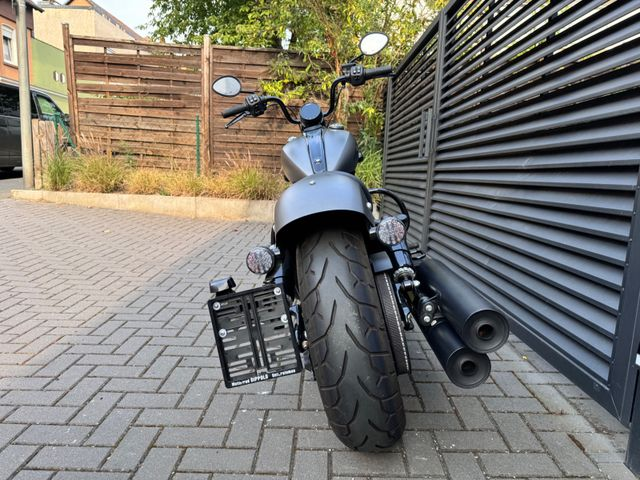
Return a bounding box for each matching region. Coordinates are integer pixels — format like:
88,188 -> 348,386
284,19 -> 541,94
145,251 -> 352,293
15,0 -> 34,189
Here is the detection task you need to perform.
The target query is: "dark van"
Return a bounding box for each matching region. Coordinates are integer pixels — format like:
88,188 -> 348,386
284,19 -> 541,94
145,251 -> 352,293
0,83 -> 68,171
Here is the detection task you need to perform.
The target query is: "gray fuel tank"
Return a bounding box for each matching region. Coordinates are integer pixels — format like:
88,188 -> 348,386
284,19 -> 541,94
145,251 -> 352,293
281,127 -> 359,182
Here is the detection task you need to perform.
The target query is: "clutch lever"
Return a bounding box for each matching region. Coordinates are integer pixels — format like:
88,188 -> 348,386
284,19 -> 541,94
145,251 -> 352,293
225,112 -> 248,129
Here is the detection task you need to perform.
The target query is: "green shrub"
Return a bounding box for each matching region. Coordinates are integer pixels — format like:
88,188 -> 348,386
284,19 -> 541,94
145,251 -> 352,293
45,151 -> 76,191
217,166 -> 287,200
74,155 -> 127,193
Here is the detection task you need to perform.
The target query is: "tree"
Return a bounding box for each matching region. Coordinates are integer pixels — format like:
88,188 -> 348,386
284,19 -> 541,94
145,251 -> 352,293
146,0 -> 443,187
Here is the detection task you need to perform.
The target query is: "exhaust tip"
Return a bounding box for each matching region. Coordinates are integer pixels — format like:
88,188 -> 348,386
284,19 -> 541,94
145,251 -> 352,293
463,310 -> 509,354
447,349 -> 491,389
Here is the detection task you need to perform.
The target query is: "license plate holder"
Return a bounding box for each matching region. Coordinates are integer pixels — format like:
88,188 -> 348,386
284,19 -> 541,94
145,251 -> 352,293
208,284 -> 302,388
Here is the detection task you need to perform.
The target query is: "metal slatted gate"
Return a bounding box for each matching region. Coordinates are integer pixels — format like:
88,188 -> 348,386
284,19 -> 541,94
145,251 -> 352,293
382,0 -> 640,470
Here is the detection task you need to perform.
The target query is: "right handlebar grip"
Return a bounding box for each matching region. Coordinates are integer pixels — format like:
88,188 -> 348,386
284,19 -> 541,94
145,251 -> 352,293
364,65 -> 394,80
222,103 -> 248,118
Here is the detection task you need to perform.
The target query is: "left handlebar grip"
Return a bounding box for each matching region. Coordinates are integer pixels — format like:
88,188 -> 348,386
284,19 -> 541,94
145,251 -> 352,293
222,103 -> 248,118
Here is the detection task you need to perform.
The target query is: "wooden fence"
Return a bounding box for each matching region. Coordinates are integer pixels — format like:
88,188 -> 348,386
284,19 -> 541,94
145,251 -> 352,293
63,25 -> 204,170
63,30 -> 340,172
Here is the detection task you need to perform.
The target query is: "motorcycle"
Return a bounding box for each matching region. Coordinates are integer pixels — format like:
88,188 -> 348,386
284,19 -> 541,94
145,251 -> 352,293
207,32 -> 510,451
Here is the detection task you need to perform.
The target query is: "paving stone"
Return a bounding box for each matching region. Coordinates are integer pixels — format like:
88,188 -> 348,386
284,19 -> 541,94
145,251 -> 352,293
241,394 -> 299,410
103,427 -> 158,471
443,452 -> 486,480
266,410 -> 328,429
254,428 -> 294,474
538,432 -> 600,476
5,406 -> 77,424
226,409 -> 265,448
134,447 -> 181,480
103,378 -> 162,393
598,463 -> 638,480
332,451 -> 406,476
0,423 -> 26,449
273,374 -> 302,395
57,377 -> 106,406
482,396 -> 546,413
11,471 -> 54,480
296,429 -> 348,450
159,367 -> 197,393
528,384 -> 577,414
0,390 -> 63,406
28,446 -> 109,469
405,411 -> 462,430
452,397 -> 494,430
136,408 -> 201,426
179,380 -> 215,409
15,425 -> 91,446
179,448 -> 255,473
70,392 -> 121,425
479,452 -> 562,477
52,474 -> 128,480
292,450 -> 328,480
156,427 -> 226,447
416,383 -> 454,412
436,431 -> 508,452
85,408 -> 139,446
119,393 -> 181,408
403,430 -> 444,476
492,412 -> 543,452
524,413 -> 595,433
0,445 -> 38,480
492,371 -> 531,397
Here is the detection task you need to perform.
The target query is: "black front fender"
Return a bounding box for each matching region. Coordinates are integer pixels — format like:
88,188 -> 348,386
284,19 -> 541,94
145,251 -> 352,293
274,172 -> 375,243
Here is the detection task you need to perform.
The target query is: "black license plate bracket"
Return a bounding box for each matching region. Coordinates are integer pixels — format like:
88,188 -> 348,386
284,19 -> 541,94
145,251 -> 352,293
208,284 -> 302,388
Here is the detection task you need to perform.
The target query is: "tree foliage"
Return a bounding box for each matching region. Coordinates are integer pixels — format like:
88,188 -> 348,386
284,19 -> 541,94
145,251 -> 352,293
146,0 -> 444,187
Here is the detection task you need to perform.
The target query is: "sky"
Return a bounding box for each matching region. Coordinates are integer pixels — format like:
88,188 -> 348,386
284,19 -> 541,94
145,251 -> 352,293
83,0 -> 155,37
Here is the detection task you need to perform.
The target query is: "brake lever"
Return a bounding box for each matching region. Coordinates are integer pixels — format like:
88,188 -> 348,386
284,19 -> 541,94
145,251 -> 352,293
225,112 -> 248,129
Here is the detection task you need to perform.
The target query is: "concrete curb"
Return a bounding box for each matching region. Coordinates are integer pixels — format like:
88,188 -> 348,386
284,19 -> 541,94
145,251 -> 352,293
11,190 -> 275,223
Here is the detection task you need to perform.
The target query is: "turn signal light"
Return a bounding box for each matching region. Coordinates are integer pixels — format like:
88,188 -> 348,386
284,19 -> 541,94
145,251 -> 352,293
376,216 -> 407,246
246,247 -> 275,275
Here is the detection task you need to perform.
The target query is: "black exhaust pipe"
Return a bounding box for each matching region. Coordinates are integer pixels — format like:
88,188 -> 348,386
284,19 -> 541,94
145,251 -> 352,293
415,259 -> 509,354
418,318 -> 491,389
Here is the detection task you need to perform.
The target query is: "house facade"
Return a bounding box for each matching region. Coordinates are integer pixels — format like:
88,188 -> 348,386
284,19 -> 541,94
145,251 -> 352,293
34,0 -> 142,52
0,0 -> 42,85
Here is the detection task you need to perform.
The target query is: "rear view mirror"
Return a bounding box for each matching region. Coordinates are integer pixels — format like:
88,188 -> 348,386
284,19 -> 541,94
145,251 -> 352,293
359,32 -> 389,56
212,76 -> 242,97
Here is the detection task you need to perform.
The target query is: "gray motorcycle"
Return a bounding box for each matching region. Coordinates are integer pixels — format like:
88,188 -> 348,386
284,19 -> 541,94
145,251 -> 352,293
207,32 -> 510,451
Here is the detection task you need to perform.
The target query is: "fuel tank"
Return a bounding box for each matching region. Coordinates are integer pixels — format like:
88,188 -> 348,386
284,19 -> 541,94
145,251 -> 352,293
281,126 -> 359,182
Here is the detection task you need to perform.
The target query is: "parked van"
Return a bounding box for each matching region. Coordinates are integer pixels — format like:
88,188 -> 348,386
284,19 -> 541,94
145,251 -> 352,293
0,83 -> 68,171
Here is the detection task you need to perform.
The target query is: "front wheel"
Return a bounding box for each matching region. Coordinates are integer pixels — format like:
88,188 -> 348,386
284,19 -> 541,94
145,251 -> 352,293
296,226 -> 405,451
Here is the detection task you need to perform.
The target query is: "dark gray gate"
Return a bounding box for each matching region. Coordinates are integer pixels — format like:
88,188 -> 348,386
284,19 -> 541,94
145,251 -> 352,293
383,0 -> 640,467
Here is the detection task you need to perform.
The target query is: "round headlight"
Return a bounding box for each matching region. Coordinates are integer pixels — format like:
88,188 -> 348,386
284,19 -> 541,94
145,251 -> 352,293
246,247 -> 275,275
376,216 -> 407,246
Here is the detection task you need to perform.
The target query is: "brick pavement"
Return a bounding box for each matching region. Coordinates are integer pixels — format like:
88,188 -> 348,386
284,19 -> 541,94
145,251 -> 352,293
0,199 -> 635,479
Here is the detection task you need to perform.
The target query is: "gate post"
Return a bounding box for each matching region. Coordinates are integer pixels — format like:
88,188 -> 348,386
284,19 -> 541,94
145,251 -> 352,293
201,35 -> 212,172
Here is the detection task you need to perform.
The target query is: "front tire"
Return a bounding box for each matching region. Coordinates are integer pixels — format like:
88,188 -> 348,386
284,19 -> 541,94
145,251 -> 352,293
296,227 -> 405,451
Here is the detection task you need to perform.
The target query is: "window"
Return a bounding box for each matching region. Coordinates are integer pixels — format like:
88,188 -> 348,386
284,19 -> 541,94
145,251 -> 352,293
2,25 -> 17,65
0,85 -> 19,116
36,95 -> 59,119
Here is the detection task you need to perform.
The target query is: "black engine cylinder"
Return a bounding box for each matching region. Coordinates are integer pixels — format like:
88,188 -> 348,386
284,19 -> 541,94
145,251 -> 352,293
415,259 -> 509,354
419,319 -> 491,388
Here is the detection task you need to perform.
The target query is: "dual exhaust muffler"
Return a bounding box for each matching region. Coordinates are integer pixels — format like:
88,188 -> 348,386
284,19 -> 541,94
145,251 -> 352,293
413,258 -> 509,388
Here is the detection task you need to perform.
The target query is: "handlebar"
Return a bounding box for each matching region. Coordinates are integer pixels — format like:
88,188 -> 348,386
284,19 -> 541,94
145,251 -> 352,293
363,65 -> 394,80
219,64 -> 394,125
222,103 -> 249,118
